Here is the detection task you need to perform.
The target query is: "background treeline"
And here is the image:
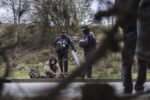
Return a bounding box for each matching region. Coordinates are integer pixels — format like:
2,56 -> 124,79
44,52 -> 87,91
0,0 -> 121,79
0,0 -> 95,47
0,0 -> 114,47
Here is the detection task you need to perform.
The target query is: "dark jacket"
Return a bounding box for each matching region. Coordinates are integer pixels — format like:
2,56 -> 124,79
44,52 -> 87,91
54,35 -> 76,53
114,0 -> 140,39
83,32 -> 96,53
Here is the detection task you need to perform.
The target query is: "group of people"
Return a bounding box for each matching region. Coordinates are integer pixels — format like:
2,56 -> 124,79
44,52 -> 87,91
29,0 -> 149,95
52,25 -> 96,78
29,25 -> 97,79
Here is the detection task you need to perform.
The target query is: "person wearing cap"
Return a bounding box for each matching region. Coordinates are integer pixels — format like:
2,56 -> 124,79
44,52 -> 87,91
54,31 -> 76,77
79,26 -> 96,78
43,57 -> 61,78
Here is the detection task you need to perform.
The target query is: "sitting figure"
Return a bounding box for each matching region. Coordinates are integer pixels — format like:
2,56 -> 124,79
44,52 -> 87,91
44,56 -> 61,78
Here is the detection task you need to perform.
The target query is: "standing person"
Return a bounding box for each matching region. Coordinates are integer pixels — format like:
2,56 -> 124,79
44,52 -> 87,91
44,56 -> 61,78
54,31 -> 76,77
79,25 -> 96,78
114,0 -> 147,94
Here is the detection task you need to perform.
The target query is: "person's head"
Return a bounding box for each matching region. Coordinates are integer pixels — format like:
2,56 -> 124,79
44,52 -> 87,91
81,25 -> 89,34
61,31 -> 67,37
49,56 -> 57,67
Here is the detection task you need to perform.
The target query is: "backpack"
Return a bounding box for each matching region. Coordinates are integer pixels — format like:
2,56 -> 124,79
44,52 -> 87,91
29,68 -> 40,78
55,38 -> 69,51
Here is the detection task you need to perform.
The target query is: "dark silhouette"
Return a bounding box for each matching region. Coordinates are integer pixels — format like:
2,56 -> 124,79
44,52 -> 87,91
81,83 -> 119,100
79,26 -> 96,78
54,31 -> 76,77
115,0 -> 147,94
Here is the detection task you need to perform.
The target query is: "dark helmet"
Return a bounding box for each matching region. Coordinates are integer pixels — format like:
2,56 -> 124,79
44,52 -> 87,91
61,31 -> 65,33
61,31 -> 67,36
79,37 -> 88,48
49,56 -> 57,65
81,25 -> 89,33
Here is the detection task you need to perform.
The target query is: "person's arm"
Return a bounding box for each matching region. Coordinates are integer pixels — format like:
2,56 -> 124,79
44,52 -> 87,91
53,64 -> 61,78
90,32 -> 97,48
44,64 -> 56,77
53,37 -> 59,48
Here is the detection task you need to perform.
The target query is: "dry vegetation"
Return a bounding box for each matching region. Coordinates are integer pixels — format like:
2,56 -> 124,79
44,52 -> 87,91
0,23 -> 124,79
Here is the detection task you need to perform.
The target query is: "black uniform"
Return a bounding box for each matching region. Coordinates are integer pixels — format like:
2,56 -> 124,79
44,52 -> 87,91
79,26 -> 96,78
115,0 -> 147,94
54,34 -> 76,75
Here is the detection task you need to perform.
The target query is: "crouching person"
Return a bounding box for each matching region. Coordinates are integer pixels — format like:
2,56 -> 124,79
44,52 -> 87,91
44,56 -> 62,78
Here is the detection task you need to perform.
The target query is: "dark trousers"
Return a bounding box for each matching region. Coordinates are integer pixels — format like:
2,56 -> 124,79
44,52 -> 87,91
57,51 -> 68,73
84,52 -> 92,78
135,59 -> 147,92
121,38 -> 147,93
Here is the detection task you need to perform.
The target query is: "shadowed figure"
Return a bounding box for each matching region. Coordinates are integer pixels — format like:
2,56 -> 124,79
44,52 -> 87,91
54,31 -> 76,77
81,84 -> 119,100
114,0 -> 147,94
79,26 -> 96,78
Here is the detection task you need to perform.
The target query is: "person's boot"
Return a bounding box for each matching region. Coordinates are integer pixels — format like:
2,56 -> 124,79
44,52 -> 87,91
123,87 -> 133,95
134,85 -> 144,94
81,73 -> 85,79
59,72 -> 65,78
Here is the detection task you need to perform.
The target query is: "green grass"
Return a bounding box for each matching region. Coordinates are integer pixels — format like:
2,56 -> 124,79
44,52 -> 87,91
0,59 -> 46,79
0,49 -> 149,79
92,68 -> 121,79
0,70 -> 5,76
0,64 -> 150,79
10,68 -> 29,79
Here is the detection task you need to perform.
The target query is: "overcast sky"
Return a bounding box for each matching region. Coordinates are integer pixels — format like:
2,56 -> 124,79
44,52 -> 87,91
0,0 -> 114,23
0,8 -> 13,23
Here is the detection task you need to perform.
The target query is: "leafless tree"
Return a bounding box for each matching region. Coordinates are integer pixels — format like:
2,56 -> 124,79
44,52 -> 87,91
1,0 -> 30,25
31,0 -> 93,32
0,0 -> 31,42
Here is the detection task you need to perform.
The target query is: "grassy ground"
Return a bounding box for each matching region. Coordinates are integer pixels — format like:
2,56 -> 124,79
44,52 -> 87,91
0,48 -> 149,79
0,24 -> 149,79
